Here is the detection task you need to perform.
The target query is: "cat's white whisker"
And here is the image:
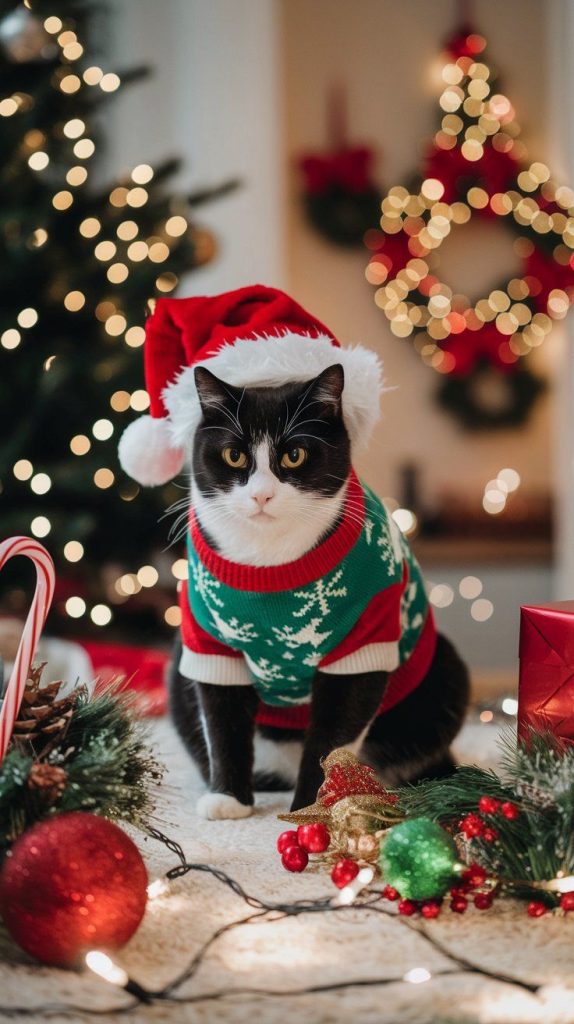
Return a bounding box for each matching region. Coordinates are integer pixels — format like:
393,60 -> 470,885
286,433 -> 336,448
282,379 -> 319,436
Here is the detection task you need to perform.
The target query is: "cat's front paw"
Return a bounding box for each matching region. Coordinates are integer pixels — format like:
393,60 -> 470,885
196,793 -> 253,820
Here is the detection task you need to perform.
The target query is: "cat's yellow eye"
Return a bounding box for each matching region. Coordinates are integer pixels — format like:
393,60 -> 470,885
222,447 -> 247,469
281,447 -> 307,470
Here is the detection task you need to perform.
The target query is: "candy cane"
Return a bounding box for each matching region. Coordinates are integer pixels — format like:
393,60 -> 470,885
0,537 -> 55,764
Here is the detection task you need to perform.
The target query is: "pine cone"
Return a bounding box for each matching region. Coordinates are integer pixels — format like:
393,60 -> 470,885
28,763 -> 67,805
11,664 -> 76,758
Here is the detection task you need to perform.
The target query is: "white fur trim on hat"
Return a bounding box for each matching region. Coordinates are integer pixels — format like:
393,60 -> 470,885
163,332 -> 384,450
118,415 -> 185,486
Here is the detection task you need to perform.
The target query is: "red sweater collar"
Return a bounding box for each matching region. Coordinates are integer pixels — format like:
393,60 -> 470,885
189,470 -> 365,593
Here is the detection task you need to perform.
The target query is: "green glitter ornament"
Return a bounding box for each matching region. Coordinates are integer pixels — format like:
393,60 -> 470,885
379,817 -> 460,901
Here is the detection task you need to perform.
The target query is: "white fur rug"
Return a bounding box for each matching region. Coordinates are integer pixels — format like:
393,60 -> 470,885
1,717 -> 574,1024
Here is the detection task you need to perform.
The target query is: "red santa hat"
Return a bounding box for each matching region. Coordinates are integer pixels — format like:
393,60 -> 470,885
118,284 -> 383,486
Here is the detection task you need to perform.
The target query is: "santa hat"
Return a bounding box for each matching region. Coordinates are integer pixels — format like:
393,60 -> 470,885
118,284 -> 383,487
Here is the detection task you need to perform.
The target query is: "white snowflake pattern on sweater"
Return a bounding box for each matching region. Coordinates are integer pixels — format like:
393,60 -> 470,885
376,513 -> 403,578
292,568 -> 347,619
191,562 -> 225,608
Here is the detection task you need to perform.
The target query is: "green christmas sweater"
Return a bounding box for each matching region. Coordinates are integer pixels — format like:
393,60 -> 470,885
179,472 -> 436,727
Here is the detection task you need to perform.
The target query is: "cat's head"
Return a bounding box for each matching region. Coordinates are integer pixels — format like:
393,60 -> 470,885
191,364 -> 351,566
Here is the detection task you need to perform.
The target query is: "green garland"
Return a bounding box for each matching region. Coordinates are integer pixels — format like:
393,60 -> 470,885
398,731 -> 574,904
0,684 -> 163,858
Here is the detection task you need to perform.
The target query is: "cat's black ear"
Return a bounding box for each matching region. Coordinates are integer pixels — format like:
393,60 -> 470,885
194,367 -> 239,415
308,364 -> 344,415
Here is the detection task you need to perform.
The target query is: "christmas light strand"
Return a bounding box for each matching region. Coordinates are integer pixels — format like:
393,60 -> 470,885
0,826 -> 553,1017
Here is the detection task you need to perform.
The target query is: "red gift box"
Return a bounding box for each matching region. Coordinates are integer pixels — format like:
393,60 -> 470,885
82,641 -> 170,717
518,602 -> 574,744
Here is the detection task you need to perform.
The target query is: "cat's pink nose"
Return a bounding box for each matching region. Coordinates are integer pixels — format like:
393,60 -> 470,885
252,491 -> 273,508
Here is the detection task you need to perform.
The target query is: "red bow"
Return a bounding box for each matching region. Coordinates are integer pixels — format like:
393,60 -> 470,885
439,323 -> 516,376
423,142 -> 519,208
299,146 -> 376,195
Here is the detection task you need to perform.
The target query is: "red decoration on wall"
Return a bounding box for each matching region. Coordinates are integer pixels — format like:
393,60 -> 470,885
298,85 -> 382,247
300,146 -> 376,197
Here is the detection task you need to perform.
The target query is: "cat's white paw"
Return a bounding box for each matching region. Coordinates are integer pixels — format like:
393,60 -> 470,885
196,793 -> 253,820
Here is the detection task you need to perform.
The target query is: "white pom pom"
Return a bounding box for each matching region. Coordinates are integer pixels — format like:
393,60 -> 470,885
118,416 -> 185,486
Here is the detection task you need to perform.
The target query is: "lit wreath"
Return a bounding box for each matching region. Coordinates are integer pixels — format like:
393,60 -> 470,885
366,25 -> 574,429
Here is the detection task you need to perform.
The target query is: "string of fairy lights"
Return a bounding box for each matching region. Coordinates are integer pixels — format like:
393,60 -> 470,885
365,35 -> 574,374
2,5 -> 191,629
0,828 -> 553,1016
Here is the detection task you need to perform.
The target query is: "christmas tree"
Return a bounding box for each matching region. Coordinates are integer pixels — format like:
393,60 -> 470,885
0,0 -> 229,636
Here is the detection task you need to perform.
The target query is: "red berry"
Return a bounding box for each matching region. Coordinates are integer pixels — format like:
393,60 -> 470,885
398,899 -> 417,916
383,884 -> 399,902
478,796 -> 500,815
459,813 -> 484,838
500,801 -> 519,821
450,885 -> 470,898
277,830 -> 300,854
331,858 -> 359,889
450,896 -> 468,914
482,827 -> 498,843
474,893 -> 493,910
297,823 -> 331,853
281,845 -> 309,873
560,892 -> 574,912
421,900 -> 441,919
527,901 -> 547,918
462,863 -> 487,889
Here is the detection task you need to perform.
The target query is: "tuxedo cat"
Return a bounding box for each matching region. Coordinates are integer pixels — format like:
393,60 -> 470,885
170,363 -> 469,819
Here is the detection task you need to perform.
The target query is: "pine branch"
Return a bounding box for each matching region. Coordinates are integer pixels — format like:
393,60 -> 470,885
396,731 -> 574,899
0,676 -> 163,854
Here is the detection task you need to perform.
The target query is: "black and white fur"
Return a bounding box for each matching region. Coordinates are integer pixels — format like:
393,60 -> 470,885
170,364 -> 469,819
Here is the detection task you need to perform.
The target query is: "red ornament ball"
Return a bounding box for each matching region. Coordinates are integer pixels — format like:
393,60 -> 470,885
277,830 -> 300,854
527,901 -> 547,918
478,796 -> 500,815
297,823 -> 331,853
450,895 -> 468,914
331,858 -> 359,889
500,801 -> 520,821
0,812 -> 148,967
560,892 -> 574,912
474,893 -> 493,911
281,844 -> 309,873
421,899 -> 442,919
383,884 -> 399,901
398,898 -> 417,916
